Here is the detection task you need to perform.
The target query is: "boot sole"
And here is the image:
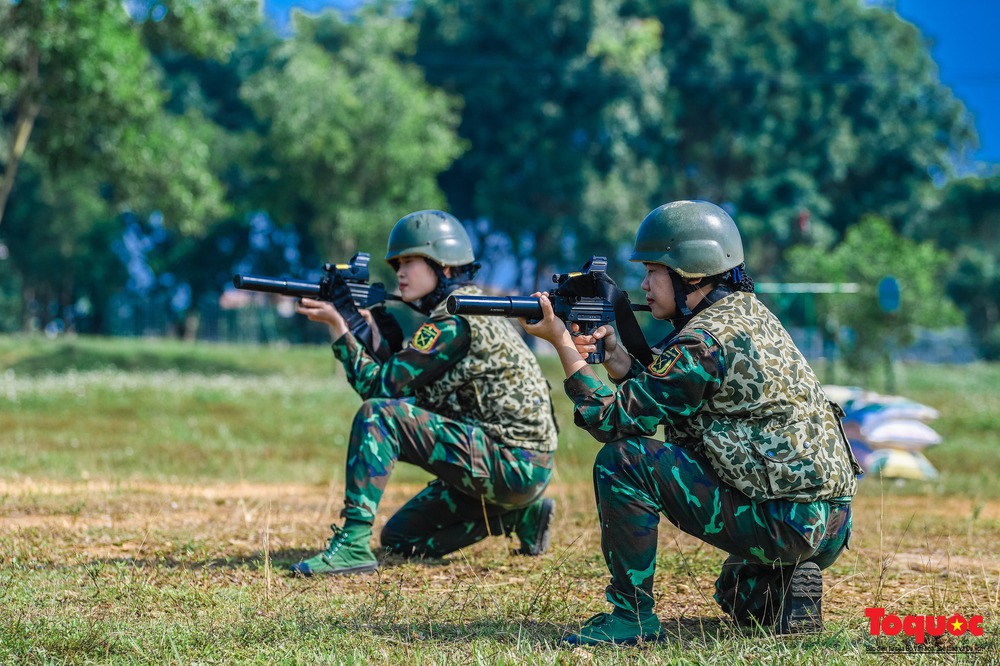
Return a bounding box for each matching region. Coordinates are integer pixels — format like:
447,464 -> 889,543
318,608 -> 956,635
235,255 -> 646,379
289,561 -> 379,577
778,563 -> 823,634
520,498 -> 555,556
561,632 -> 661,647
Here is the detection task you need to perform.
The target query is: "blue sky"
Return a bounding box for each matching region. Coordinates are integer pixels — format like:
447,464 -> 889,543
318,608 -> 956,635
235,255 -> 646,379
894,0 -> 1000,166
264,0 -> 1000,166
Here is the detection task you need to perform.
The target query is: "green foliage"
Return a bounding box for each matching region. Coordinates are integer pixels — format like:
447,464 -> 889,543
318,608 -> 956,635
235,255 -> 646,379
786,216 -> 962,373
906,175 -> 1000,359
240,8 -> 465,258
413,0 -> 667,278
0,0 -> 992,351
0,159 -> 126,331
621,0 -> 976,269
0,244 -> 21,331
0,0 -> 235,232
136,0 -> 261,61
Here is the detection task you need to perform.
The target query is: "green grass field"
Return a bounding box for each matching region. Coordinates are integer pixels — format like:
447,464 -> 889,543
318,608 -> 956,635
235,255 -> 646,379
1,335 -> 998,664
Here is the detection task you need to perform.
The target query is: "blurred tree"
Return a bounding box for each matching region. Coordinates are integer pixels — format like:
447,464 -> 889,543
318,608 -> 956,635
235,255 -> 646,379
141,21 -> 285,335
618,0 -> 977,271
906,175 -> 1000,359
0,0 -> 258,232
785,216 -> 962,379
0,0 -> 258,331
0,158 -> 126,333
240,7 -> 465,262
411,0 -> 665,285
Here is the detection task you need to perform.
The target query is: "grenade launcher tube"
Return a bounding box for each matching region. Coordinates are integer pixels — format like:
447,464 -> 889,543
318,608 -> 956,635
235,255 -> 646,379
231,275 -> 321,299
446,295 -> 543,319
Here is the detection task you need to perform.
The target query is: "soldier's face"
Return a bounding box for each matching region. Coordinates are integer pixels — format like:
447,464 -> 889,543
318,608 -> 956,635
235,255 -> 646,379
396,255 -> 439,302
641,263 -> 677,320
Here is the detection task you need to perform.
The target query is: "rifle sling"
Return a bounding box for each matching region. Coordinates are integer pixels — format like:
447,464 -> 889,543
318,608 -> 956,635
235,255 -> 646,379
595,279 -> 654,368
370,306 -> 404,359
330,275 -> 385,362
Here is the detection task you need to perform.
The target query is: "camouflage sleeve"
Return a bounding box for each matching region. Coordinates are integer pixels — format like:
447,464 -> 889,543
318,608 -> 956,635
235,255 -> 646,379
563,330 -> 724,442
607,355 -> 647,385
331,315 -> 472,399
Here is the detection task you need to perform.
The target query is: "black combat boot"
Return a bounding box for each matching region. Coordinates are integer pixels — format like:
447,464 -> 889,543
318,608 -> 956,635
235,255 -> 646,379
513,497 -> 555,556
776,562 -> 823,634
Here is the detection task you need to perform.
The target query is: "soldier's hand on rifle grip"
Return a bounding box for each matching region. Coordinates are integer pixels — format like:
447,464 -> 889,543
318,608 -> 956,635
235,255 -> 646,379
296,297 -> 349,341
571,324 -> 619,360
583,329 -> 606,364
519,292 -> 571,346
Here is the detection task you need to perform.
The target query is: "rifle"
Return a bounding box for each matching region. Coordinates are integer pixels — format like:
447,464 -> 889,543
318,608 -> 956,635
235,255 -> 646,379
233,252 -> 403,361
446,256 -> 652,365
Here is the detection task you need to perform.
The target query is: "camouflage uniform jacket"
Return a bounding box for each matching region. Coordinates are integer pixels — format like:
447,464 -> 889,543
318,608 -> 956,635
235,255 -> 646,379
332,285 -> 558,452
565,291 -> 859,503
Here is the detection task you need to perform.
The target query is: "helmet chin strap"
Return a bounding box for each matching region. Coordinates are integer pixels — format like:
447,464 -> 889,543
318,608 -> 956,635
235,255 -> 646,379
411,261 -> 479,315
667,269 -> 733,331
668,269 -> 694,322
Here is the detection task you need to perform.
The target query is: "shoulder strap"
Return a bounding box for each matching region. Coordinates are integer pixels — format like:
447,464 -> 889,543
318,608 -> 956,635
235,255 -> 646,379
593,274 -> 654,367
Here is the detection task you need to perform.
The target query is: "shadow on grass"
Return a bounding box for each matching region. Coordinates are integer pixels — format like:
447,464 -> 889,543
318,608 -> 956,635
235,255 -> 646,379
657,615 -> 731,642
329,615 -> 744,647
329,617 -> 567,645
74,548 -> 454,572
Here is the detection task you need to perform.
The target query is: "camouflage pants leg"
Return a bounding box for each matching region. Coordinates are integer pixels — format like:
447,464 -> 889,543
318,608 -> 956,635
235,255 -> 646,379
342,398 -> 552,554
593,436 -> 851,621
714,503 -> 851,625
380,479 -> 530,557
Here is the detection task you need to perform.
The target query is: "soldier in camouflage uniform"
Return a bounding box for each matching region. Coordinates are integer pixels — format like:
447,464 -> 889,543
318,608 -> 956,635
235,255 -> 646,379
523,201 -> 862,645
290,210 -> 559,576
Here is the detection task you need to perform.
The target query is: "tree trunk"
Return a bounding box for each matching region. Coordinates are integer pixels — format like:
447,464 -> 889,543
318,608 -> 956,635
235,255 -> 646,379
183,311 -> 201,342
0,49 -> 40,228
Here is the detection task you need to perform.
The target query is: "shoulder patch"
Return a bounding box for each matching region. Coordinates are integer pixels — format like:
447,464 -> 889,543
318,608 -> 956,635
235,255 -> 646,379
412,323 -> 442,352
647,347 -> 682,377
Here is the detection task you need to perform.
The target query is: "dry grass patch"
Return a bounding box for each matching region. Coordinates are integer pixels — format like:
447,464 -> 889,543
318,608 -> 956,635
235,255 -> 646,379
2,477 -> 998,663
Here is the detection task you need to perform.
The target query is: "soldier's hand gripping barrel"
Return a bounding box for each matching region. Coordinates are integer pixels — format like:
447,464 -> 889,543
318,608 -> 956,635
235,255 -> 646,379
446,257 -> 615,364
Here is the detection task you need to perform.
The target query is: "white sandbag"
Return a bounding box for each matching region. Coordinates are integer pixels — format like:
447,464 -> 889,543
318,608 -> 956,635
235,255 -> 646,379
863,418 -> 943,450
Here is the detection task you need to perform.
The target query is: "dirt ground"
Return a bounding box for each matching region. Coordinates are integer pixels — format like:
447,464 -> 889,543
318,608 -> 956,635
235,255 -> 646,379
3,477 -> 999,630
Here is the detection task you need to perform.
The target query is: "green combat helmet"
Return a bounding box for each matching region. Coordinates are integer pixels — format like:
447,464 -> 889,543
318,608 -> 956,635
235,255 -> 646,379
385,210 -> 475,267
629,200 -> 744,278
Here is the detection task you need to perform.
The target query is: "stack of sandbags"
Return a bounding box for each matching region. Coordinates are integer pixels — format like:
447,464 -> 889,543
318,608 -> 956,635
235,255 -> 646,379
823,385 -> 942,481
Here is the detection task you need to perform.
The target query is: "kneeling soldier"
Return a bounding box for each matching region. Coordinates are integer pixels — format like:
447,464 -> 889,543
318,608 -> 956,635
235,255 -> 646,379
292,210 -> 559,575
523,201 -> 861,644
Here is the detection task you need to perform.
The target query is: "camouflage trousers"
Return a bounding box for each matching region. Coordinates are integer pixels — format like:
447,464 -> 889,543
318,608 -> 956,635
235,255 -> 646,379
342,398 -> 553,557
594,436 -> 852,624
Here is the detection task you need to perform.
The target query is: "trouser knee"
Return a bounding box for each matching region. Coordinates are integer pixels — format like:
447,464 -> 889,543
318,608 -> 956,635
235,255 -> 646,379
593,438 -> 632,474
351,398 -> 406,447
355,397 -> 399,422
379,517 -> 411,554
